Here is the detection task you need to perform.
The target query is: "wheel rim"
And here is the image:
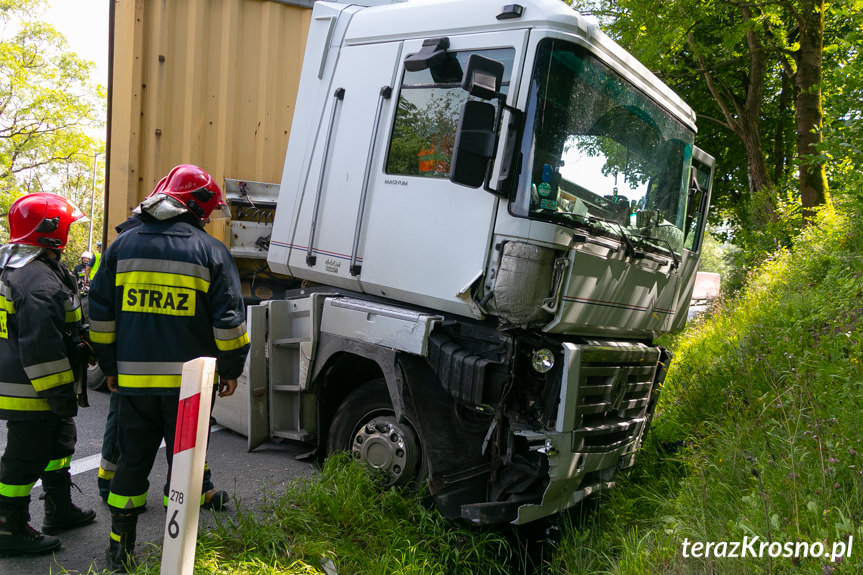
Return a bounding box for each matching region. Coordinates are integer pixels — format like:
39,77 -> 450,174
351,414 -> 420,487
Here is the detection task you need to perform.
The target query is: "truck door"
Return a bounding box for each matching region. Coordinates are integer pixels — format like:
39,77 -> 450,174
281,38 -> 403,291
355,32 -> 527,317
670,146 -> 715,331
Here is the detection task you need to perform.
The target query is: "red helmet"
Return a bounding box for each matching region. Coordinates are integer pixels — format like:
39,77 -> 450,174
148,164 -> 225,221
8,192 -> 85,249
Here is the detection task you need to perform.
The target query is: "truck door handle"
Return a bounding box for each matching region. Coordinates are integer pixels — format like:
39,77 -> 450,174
350,85 -> 392,277
306,87 -> 346,267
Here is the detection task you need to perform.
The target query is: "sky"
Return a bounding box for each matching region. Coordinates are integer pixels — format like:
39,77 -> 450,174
43,0 -> 110,87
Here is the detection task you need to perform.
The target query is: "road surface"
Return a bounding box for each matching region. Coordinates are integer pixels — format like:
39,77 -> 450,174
0,386 -> 315,573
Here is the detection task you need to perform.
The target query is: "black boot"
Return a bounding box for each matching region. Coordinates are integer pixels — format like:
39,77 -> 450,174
41,469 -> 97,535
106,511 -> 137,573
0,507 -> 61,556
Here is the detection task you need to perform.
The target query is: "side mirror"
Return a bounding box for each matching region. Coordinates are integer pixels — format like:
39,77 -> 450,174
461,54 -> 504,100
404,37 -> 463,83
450,100 -> 496,188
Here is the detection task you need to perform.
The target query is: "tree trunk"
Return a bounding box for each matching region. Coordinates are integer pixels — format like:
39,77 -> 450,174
741,124 -> 776,223
686,4 -> 777,224
795,0 -> 829,220
773,72 -> 793,182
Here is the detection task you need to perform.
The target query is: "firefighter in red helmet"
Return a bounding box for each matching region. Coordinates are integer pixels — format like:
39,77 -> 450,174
0,193 -> 96,556
88,165 -> 249,571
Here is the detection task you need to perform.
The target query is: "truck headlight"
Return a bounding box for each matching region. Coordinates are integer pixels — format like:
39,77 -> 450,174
531,348 -> 555,373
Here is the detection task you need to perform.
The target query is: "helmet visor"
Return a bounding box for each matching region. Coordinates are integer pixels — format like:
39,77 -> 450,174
208,204 -> 232,222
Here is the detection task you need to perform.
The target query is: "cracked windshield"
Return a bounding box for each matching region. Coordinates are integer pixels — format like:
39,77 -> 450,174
517,39 -> 695,255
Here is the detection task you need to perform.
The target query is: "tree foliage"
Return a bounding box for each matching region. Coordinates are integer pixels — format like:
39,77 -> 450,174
0,0 -> 105,264
574,0 -> 855,241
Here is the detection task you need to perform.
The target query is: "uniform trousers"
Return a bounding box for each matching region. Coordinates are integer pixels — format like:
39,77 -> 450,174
108,393 -> 215,513
0,417 -> 76,510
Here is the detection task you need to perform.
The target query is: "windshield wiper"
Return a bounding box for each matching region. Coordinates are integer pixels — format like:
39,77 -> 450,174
586,216 -> 644,260
628,233 -> 680,268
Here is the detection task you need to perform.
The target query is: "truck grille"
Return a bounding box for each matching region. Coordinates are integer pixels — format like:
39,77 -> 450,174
558,342 -> 663,452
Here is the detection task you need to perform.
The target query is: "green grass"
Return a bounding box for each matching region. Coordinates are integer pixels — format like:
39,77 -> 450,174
109,454 -> 513,575
549,204 -> 863,574
69,205 -> 863,575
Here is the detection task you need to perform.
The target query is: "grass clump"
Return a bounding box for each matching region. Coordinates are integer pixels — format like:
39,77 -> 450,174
550,204 -> 863,574
128,453 -> 512,575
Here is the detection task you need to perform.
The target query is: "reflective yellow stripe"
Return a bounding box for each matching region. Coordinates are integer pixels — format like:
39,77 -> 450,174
116,270 -> 209,293
215,331 -> 249,351
99,467 -> 115,480
65,307 -> 83,323
108,491 -> 148,510
0,396 -> 50,411
0,296 -> 13,313
30,370 -> 74,392
0,310 -> 7,339
0,481 -> 36,497
44,457 -> 71,472
90,330 -> 116,344
110,531 -> 122,542
118,373 -> 182,389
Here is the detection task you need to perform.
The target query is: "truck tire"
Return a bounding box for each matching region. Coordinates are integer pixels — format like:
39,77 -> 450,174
327,380 -> 422,488
87,363 -> 108,391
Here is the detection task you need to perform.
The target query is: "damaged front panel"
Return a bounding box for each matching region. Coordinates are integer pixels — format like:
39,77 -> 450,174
512,341 -> 665,524
458,337 -> 667,524
487,241 -> 556,328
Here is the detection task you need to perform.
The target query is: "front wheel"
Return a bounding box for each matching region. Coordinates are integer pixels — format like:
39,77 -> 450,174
327,380 -> 422,487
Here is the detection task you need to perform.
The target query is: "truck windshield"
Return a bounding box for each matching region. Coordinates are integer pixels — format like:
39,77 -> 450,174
512,39 -> 694,256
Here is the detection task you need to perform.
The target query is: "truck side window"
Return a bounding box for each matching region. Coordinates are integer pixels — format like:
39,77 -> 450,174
386,48 -> 514,178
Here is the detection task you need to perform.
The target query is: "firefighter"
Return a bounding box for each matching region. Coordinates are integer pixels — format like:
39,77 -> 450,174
0,193 -> 97,556
88,164 -> 250,571
73,251 -> 92,290
95,211 -> 221,505
87,242 -> 101,282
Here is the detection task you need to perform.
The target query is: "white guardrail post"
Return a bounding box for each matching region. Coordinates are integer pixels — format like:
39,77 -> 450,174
161,357 -> 217,575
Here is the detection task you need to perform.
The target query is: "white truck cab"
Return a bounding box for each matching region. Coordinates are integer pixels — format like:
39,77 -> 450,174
232,0 -> 713,525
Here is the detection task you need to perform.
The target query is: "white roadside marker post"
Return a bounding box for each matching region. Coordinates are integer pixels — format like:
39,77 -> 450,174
161,357 -> 217,575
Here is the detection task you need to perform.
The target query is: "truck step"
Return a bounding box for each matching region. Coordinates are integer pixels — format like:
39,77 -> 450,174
272,429 -> 311,442
272,384 -> 303,392
272,337 -> 310,347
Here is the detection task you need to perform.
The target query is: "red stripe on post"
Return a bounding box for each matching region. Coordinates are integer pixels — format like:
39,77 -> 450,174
174,393 -> 201,454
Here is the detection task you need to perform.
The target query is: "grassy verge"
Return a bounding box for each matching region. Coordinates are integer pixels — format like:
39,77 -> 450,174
116,453 -> 512,575
76,206 -> 863,575
549,204 -> 863,574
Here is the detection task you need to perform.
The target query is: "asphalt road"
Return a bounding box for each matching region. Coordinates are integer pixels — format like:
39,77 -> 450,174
0,386 -> 316,574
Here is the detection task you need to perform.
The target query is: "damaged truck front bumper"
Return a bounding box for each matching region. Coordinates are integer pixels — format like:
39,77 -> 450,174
462,340 -> 669,525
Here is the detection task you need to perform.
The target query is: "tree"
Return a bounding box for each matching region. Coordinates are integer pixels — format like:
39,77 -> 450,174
574,0 -> 838,228
788,0 -> 829,217
0,0 -> 105,257
818,0 -> 863,197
